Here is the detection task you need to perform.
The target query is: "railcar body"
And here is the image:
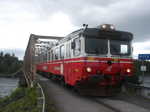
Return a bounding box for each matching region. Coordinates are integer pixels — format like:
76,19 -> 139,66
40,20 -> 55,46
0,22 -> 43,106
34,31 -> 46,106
36,24 -> 134,96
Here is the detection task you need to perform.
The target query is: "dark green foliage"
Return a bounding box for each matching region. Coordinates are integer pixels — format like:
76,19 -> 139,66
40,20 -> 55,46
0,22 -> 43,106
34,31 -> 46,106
0,51 -> 23,74
126,60 -> 150,84
0,87 -> 39,112
133,59 -> 150,76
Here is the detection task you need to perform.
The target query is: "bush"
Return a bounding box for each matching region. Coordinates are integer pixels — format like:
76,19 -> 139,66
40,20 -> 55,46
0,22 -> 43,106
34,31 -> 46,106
0,87 -> 39,112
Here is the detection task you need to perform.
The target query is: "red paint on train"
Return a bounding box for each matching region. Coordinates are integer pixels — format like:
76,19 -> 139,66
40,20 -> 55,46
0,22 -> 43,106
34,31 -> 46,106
36,24 -> 134,96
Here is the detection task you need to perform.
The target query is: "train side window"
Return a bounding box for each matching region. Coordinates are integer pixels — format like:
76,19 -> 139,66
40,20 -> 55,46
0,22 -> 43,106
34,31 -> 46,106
52,50 -> 54,61
66,43 -> 71,58
73,38 -> 81,56
60,45 -> 65,59
50,50 -> 52,61
54,48 -> 59,60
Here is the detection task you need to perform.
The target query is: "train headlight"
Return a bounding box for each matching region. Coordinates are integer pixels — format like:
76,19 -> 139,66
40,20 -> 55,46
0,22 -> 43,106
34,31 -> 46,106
100,24 -> 115,30
86,67 -> 92,72
126,68 -> 131,73
110,25 -> 115,30
101,24 -> 107,29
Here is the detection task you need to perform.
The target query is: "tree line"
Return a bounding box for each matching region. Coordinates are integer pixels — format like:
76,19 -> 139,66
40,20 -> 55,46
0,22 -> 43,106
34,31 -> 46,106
125,60 -> 150,84
0,52 -> 23,74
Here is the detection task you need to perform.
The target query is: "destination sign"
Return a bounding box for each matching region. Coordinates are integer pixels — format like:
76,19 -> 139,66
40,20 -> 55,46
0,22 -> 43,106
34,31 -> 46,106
138,54 -> 150,60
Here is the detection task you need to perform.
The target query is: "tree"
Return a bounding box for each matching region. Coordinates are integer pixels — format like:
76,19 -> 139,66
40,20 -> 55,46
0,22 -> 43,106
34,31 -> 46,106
0,52 -> 23,74
0,52 -> 3,57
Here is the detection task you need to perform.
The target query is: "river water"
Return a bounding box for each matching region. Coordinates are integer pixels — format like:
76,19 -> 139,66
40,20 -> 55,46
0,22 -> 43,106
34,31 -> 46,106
0,78 -> 19,98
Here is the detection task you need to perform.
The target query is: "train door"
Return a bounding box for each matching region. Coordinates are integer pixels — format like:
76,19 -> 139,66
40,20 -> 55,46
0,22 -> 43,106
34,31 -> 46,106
68,36 -> 82,85
60,45 -> 65,75
64,42 -> 71,84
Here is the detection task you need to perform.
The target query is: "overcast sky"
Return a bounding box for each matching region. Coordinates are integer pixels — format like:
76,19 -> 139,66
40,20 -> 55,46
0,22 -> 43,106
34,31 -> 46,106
0,0 -> 150,59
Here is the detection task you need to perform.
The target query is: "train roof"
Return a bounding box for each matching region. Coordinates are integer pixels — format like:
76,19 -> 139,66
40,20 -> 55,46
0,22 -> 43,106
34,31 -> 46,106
83,28 -> 133,41
59,27 -> 133,43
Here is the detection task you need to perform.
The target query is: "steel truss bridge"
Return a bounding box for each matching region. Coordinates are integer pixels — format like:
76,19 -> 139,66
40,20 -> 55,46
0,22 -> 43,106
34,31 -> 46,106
23,34 -> 63,87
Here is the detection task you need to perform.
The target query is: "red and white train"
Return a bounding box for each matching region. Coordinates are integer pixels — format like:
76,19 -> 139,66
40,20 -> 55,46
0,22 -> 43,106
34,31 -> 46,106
36,24 -> 134,96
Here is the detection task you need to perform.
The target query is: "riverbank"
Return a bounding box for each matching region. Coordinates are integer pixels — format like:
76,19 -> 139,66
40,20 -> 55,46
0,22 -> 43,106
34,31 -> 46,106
0,84 -> 57,112
0,87 -> 39,112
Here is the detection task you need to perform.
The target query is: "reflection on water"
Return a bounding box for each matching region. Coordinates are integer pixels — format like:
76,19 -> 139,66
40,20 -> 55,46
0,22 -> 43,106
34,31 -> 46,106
0,78 -> 19,98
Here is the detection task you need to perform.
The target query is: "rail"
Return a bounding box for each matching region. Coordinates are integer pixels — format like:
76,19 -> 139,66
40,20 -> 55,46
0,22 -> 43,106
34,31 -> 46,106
37,83 -> 46,112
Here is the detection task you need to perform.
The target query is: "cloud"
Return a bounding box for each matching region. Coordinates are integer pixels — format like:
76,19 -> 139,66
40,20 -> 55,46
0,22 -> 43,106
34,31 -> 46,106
1,0 -> 150,41
24,0 -> 150,42
133,42 -> 150,59
62,0 -> 150,42
0,0 -> 150,59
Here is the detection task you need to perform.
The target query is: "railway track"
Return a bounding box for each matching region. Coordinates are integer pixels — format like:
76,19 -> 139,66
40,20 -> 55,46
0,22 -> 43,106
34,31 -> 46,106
108,93 -> 150,110
89,99 -> 121,112
61,85 -> 150,112
89,97 -> 150,112
38,74 -> 150,112
90,98 -> 121,112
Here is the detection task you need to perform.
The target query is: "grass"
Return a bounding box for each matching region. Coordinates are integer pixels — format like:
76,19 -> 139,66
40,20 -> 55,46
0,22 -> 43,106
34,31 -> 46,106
0,87 -> 40,112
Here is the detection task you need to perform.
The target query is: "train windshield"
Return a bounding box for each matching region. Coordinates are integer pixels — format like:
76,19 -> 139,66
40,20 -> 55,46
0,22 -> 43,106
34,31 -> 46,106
85,38 -> 108,54
110,40 -> 131,55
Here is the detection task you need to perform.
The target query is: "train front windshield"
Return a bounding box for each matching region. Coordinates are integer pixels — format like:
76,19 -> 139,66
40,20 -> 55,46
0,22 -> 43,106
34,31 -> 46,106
85,38 -> 131,56
110,40 -> 131,56
85,38 -> 108,54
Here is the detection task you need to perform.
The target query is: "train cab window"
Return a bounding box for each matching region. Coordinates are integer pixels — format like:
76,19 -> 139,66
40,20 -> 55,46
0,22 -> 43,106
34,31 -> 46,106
60,45 -> 65,59
110,40 -> 131,55
73,38 -> 81,56
85,38 -> 108,54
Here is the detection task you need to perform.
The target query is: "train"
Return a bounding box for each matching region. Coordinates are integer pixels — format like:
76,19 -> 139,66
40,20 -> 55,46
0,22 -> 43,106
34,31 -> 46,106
36,24 -> 134,96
